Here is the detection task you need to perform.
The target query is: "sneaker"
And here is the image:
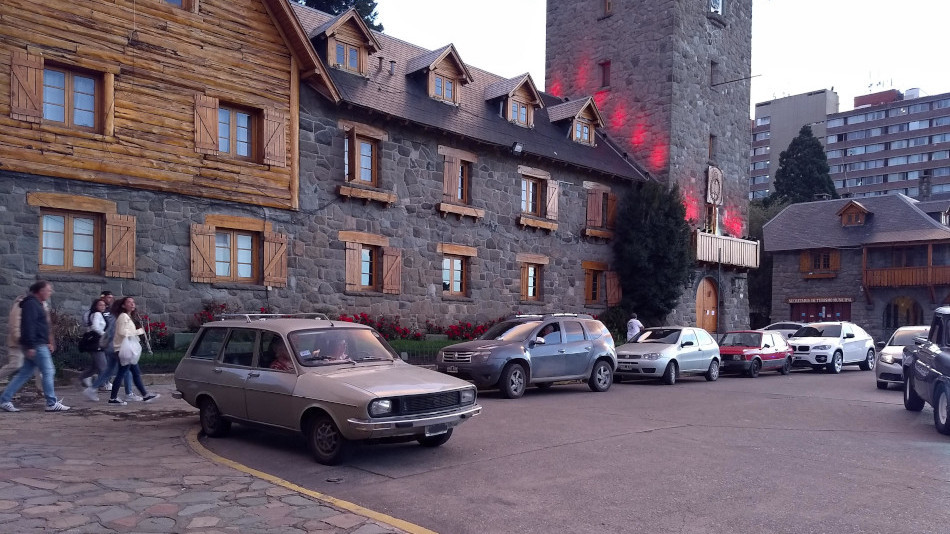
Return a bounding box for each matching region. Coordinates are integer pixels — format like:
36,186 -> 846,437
82,387 -> 100,402
142,393 -> 161,403
0,401 -> 20,412
127,392 -> 144,402
108,398 -> 127,406
99,382 -> 112,392
45,401 -> 70,412
81,377 -> 92,388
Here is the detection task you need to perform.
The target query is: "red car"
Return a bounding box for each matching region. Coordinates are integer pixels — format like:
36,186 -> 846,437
718,330 -> 793,377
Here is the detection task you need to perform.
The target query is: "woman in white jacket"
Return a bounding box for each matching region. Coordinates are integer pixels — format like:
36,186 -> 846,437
107,297 -> 159,405
78,298 -> 108,388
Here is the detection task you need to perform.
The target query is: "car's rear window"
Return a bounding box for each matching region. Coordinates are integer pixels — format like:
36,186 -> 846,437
564,321 -> 585,343
479,320 -> 540,341
189,328 -> 227,360
289,328 -> 396,366
583,320 -> 609,340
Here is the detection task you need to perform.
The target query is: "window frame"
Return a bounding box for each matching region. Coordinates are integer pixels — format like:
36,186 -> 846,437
213,228 -> 261,283
42,65 -> 101,132
585,268 -> 606,306
573,118 -> 594,145
334,39 -> 363,74
38,209 -> 101,274
522,263 -> 542,301
508,97 -> 532,127
359,244 -> 381,291
521,176 -> 543,216
442,254 -> 467,297
217,104 -> 259,162
433,73 -> 457,103
599,60 -> 611,88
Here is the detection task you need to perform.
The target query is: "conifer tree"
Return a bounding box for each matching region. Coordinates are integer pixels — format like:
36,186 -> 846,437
772,125 -> 838,204
300,0 -> 383,32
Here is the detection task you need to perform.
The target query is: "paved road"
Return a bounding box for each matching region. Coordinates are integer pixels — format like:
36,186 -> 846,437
202,368 -> 950,534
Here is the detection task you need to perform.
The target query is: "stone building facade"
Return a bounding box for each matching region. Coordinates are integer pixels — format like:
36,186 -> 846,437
545,0 -> 756,331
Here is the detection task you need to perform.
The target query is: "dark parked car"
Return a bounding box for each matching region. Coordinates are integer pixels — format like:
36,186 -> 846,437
876,326 -> 929,390
718,330 -> 793,377
903,307 -> 950,435
436,313 -> 617,399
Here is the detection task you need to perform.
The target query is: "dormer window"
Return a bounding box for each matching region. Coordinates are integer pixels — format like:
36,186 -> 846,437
335,41 -> 361,73
407,44 -> 472,106
836,200 -> 870,227
434,74 -> 455,102
574,119 -> 593,145
484,73 -> 543,129
312,8 -> 381,77
509,99 -> 532,127
547,96 -> 604,147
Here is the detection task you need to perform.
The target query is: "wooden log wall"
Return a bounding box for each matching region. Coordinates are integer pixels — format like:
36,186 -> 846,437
0,0 -> 296,209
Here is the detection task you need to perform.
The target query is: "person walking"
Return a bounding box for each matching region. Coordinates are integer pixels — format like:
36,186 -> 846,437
107,297 -> 159,406
0,281 -> 69,412
626,313 -> 644,342
0,294 -> 44,394
83,291 -> 134,402
79,298 -> 108,389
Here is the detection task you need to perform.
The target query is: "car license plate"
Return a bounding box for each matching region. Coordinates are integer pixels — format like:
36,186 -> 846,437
618,364 -> 634,371
446,366 -> 459,373
425,423 -> 448,437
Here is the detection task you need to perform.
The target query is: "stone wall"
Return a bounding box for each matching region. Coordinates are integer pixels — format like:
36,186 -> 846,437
0,86 -> 634,336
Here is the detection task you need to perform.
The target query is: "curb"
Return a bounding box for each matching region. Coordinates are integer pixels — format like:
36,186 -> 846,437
183,426 -> 435,534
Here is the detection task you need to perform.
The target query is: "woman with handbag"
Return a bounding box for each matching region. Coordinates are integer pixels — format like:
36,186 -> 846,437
78,298 -> 108,389
108,297 -> 159,405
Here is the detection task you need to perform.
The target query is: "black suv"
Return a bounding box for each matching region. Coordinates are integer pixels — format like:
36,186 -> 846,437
435,314 -> 617,399
903,306 -> 950,436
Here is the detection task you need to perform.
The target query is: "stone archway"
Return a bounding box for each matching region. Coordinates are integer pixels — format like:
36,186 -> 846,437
883,296 -> 923,331
696,277 -> 718,333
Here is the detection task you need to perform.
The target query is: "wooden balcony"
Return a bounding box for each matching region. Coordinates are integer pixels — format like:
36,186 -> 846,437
692,231 -> 760,269
863,265 -> 950,288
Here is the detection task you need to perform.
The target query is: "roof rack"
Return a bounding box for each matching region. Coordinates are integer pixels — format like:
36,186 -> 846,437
507,313 -> 594,320
218,313 -> 330,323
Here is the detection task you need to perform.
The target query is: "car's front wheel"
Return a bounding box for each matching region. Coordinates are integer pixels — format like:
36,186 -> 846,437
705,359 -> 720,382
933,386 -> 950,435
661,361 -> 677,385
826,351 -> 843,374
746,358 -> 761,378
199,398 -> 231,438
499,362 -> 527,399
588,360 -> 613,392
306,414 -> 349,465
859,349 -> 875,371
418,428 -> 453,447
904,374 -> 925,412
779,357 -> 792,375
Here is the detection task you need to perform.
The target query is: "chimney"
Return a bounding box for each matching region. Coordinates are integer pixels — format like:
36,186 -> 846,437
378,56 -> 383,71
389,60 -> 396,75
813,193 -> 831,201
919,171 -> 932,200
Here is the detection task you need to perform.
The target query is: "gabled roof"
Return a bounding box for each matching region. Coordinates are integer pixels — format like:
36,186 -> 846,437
916,199 -> 950,215
308,7 -> 382,53
764,194 -> 950,252
406,44 -> 474,84
835,199 -> 870,216
547,97 -> 604,127
290,4 -> 645,181
483,73 -> 543,106
261,0 -> 340,103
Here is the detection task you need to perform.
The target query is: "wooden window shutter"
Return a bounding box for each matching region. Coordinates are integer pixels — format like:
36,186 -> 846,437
545,180 -> 560,220
10,50 -> 43,123
104,214 -> 136,278
442,156 -> 459,202
190,223 -> 216,283
344,241 -> 361,291
606,193 -> 618,229
830,249 -> 841,271
799,251 -> 811,272
382,247 -> 402,295
194,94 -> 219,155
263,109 -> 287,167
586,189 -> 603,228
263,232 -> 288,287
606,271 -> 622,307
346,128 -> 357,181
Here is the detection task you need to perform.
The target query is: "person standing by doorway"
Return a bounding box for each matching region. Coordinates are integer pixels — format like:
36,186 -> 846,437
626,313 -> 644,342
0,281 -> 69,412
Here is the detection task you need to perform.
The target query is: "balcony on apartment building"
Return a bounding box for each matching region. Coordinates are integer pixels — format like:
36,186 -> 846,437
863,243 -> 950,288
692,230 -> 760,269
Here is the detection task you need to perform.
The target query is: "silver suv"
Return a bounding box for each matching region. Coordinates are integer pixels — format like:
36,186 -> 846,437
435,314 -> 617,399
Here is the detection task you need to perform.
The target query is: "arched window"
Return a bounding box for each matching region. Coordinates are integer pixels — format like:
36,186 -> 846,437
883,296 -> 923,332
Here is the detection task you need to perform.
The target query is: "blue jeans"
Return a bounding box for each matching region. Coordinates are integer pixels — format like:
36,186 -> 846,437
1,345 -> 58,407
110,364 -> 147,400
91,351 -> 131,394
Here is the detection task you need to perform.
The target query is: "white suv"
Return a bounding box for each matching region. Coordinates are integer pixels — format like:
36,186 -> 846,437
788,321 -> 876,373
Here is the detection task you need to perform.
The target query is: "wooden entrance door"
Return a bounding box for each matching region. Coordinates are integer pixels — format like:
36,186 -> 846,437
696,277 -> 719,333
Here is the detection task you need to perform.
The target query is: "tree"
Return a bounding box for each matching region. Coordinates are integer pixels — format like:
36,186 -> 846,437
772,125 -> 838,204
612,182 -> 693,325
299,0 -> 383,32
746,198 -> 789,328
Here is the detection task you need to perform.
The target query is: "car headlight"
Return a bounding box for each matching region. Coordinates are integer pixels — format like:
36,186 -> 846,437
643,352 -> 662,360
879,353 -> 894,364
472,351 -> 492,363
368,399 -> 393,417
460,388 -> 476,404
813,345 -> 832,350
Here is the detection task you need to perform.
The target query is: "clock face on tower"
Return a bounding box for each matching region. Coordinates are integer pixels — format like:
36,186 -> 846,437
707,166 -> 723,206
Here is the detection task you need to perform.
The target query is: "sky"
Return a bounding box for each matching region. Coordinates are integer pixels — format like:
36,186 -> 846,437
374,0 -> 949,116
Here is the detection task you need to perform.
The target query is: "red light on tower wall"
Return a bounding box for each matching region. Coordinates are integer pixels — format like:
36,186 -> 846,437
548,79 -> 563,98
610,102 -> 628,132
629,123 -> 647,148
722,208 -> 744,236
682,190 -> 700,223
649,144 -> 668,173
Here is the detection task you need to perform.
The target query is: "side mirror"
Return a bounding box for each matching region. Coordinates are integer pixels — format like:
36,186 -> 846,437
763,344 -> 771,348
680,341 -> 695,348
913,336 -> 927,346
845,333 -> 855,339
534,337 -> 546,345
876,341 -> 885,349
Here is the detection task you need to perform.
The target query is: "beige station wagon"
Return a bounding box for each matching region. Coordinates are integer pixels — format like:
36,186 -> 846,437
173,315 -> 481,465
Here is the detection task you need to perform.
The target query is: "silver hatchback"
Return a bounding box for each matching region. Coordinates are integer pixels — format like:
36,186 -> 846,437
615,327 -> 721,385
173,315 -> 481,465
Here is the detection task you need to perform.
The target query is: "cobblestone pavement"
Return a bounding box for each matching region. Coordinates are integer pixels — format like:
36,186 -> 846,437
0,381 -> 413,533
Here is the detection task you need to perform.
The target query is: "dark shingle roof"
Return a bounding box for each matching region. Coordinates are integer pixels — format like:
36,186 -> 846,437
547,98 -> 589,123
406,44 -> 473,83
764,194 -> 950,252
916,199 -> 950,215
291,4 -> 645,181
